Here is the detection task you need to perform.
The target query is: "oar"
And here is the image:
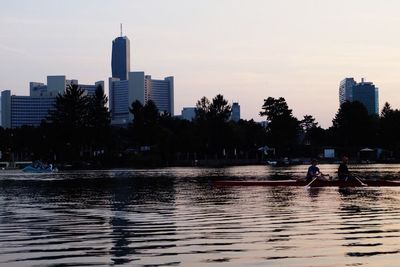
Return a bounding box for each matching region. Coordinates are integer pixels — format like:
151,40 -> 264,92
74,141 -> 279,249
305,176 -> 318,189
354,175 -> 367,187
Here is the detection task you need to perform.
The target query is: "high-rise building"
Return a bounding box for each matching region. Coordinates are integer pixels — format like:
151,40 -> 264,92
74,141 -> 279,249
109,72 -> 174,125
144,75 -> 174,116
339,78 -> 356,105
1,90 -> 56,128
230,102 -> 240,122
111,26 -> 130,81
1,76 -> 103,128
338,78 -> 379,115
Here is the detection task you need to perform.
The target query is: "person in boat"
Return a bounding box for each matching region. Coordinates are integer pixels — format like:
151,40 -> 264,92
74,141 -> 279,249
338,156 -> 350,181
305,159 -> 328,182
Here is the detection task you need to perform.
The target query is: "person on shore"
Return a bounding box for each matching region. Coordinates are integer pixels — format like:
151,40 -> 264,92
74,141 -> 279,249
338,156 -> 350,181
305,159 -> 328,182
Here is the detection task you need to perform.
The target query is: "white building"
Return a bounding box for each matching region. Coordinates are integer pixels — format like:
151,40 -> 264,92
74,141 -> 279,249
1,75 -> 104,128
109,71 -> 174,125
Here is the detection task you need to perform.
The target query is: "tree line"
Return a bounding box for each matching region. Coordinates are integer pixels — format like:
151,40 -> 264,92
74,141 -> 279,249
1,85 -> 400,167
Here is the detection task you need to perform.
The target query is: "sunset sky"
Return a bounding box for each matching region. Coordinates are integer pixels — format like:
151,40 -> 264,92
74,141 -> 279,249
1,0 -> 400,127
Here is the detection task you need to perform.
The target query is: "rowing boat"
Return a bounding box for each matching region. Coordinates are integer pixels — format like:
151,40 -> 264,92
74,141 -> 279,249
214,179 -> 400,187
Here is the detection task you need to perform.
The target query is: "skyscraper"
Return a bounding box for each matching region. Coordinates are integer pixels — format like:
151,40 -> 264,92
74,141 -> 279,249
338,78 -> 379,115
230,102 -> 240,122
111,25 -> 130,80
339,78 -> 356,105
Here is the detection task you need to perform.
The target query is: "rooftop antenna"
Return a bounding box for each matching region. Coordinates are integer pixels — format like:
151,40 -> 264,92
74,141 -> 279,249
120,23 -> 123,37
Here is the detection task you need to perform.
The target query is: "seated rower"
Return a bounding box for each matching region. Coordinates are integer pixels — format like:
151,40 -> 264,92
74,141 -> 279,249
305,159 -> 329,182
338,156 -> 351,181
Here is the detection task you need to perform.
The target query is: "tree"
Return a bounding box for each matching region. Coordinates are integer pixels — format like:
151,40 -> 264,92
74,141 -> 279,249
195,94 -> 231,122
331,101 -> 376,147
379,102 -> 400,153
209,94 -> 231,122
129,100 -> 162,145
88,84 -> 110,129
193,94 -> 232,157
260,97 -> 300,153
260,97 -> 293,121
86,85 -> 111,157
195,96 -> 211,121
47,84 -> 90,128
300,115 -> 324,147
300,115 -> 318,133
46,84 -> 90,161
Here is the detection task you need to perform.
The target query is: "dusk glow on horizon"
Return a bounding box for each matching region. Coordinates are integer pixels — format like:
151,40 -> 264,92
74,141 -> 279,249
2,0 -> 400,127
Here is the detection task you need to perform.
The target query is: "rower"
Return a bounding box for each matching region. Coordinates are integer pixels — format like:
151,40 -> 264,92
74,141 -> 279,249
305,159 -> 328,182
338,156 -> 350,181
337,156 -> 367,186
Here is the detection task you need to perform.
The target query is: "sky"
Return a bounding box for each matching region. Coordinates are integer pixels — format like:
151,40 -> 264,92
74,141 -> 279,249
1,0 -> 400,128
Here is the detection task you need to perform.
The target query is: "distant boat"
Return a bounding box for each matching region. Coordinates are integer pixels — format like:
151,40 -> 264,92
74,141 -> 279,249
22,162 -> 58,173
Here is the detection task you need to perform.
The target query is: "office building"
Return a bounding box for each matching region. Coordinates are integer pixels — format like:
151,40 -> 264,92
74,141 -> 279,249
144,75 -> 174,116
181,107 -> 196,121
109,72 -> 174,125
339,78 -> 356,105
29,76 -> 102,97
1,90 -> 55,128
111,27 -> 130,81
339,78 -> 379,115
230,102 -> 240,122
109,78 -> 129,124
1,76 -> 104,128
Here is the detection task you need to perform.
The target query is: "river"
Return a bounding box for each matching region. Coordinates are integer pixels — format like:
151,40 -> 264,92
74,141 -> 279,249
1,164 -> 400,266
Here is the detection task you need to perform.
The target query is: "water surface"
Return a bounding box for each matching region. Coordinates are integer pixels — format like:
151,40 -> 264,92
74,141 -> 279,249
1,164 -> 400,266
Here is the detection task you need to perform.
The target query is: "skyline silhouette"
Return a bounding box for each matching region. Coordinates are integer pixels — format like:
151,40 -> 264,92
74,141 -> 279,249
1,0 -> 400,127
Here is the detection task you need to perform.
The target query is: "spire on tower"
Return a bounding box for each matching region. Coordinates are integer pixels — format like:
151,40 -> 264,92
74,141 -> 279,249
120,23 -> 123,37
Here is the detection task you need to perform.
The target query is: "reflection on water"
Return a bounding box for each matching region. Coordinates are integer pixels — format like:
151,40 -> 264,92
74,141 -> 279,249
0,165 -> 400,266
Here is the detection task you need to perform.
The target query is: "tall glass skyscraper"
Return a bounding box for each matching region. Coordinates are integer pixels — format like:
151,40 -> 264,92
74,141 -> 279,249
111,34 -> 130,81
338,78 -> 379,115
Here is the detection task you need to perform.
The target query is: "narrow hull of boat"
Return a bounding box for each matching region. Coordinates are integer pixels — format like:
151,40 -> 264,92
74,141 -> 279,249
214,180 -> 400,187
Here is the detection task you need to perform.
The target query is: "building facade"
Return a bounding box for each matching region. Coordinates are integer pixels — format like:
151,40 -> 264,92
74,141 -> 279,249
111,36 -> 130,81
1,76 -> 104,128
230,102 -> 240,122
1,90 -> 56,128
109,72 -> 174,125
339,78 -> 356,105
181,107 -> 196,121
339,78 -> 379,115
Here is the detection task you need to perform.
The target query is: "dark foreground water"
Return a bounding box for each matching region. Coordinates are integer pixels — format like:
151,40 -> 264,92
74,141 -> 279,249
1,164 -> 400,267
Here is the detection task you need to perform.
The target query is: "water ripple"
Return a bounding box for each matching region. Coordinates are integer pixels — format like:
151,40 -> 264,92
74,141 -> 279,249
1,165 -> 400,266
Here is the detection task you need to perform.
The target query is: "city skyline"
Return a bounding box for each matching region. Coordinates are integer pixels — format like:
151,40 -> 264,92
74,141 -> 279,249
2,1 -> 400,127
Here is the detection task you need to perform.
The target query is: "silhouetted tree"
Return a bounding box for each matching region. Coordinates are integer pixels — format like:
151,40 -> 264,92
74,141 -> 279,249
194,94 -> 232,157
209,94 -> 232,122
87,85 -> 111,158
331,101 -> 376,148
47,84 -> 90,128
88,85 -> 110,129
195,96 -> 211,121
300,115 -> 318,132
260,97 -> 300,153
379,102 -> 400,153
300,115 -> 324,147
46,84 -> 90,161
